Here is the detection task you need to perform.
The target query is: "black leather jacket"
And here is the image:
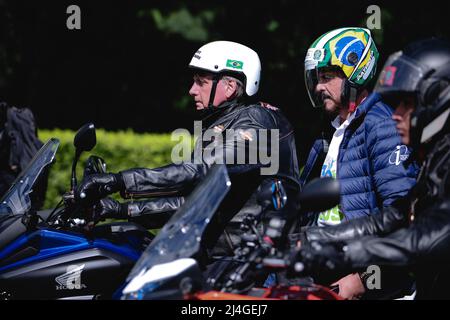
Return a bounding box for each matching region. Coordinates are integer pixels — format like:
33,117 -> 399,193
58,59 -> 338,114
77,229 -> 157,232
300,133 -> 450,299
118,99 -> 301,255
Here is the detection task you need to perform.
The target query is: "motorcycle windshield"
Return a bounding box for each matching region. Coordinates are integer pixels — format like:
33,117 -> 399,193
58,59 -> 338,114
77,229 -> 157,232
0,138 -> 59,217
126,164 -> 231,281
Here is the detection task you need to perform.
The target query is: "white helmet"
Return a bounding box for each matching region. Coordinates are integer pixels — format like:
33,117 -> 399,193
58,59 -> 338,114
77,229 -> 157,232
188,41 -> 261,96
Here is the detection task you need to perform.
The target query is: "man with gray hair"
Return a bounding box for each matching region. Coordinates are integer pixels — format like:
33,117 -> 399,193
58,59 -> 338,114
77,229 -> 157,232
75,40 -> 301,259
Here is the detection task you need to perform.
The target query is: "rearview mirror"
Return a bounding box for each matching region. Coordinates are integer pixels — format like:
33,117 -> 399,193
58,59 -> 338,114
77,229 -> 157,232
73,123 -> 96,153
71,123 -> 97,191
298,177 -> 340,212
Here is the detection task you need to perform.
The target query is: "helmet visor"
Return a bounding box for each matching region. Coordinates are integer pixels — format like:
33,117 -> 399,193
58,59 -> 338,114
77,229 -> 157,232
374,51 -> 426,98
304,68 -> 323,108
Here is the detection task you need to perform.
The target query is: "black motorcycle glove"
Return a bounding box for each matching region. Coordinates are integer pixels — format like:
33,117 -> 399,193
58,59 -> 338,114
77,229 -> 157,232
76,173 -> 125,203
93,197 -> 129,222
288,241 -> 352,283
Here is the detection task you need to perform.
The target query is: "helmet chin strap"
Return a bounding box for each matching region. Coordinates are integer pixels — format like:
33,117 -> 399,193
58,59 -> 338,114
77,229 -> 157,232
348,86 -> 358,113
341,79 -> 359,114
207,74 -> 221,111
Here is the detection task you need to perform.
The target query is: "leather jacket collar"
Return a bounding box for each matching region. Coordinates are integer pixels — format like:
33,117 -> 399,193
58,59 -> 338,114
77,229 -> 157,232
200,99 -> 242,127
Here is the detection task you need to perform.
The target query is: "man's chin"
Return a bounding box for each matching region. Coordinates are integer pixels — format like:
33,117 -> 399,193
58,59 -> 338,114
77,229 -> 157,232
396,129 -> 410,145
401,135 -> 410,145
323,102 -> 339,116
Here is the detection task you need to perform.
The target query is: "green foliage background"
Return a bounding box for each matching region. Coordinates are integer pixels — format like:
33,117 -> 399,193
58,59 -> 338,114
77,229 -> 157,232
38,129 -> 191,209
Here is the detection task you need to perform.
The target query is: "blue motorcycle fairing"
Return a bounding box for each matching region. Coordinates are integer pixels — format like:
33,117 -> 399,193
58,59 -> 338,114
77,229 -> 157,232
0,228 -> 142,273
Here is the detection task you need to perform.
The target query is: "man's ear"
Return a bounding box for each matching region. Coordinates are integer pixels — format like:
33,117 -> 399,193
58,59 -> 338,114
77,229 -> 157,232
225,79 -> 238,99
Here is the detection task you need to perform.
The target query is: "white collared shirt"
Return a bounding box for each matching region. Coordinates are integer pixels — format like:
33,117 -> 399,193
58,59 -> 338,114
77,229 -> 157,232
317,111 -> 357,227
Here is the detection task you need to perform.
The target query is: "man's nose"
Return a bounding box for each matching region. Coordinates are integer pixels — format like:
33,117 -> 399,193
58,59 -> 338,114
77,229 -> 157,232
189,83 -> 197,96
392,114 -> 402,122
315,83 -> 325,93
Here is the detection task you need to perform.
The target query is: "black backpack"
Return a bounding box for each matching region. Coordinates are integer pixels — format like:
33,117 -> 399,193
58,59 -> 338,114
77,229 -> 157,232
0,101 -> 45,201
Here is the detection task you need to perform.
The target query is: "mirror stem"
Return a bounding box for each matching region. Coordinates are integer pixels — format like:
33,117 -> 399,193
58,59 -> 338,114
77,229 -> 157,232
71,150 -> 81,192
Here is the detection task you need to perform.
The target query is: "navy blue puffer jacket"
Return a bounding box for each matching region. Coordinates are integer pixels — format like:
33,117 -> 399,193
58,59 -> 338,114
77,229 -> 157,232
300,93 -> 418,221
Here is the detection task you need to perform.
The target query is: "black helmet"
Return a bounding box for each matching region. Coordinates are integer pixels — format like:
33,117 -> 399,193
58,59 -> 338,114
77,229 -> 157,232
374,38 -> 450,150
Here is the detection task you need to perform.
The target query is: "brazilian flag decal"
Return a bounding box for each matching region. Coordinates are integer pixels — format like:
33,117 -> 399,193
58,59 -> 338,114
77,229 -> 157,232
226,59 -> 244,70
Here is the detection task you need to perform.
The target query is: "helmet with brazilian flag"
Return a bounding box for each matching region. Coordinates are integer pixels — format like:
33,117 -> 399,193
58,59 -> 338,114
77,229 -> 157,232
304,27 -> 379,109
